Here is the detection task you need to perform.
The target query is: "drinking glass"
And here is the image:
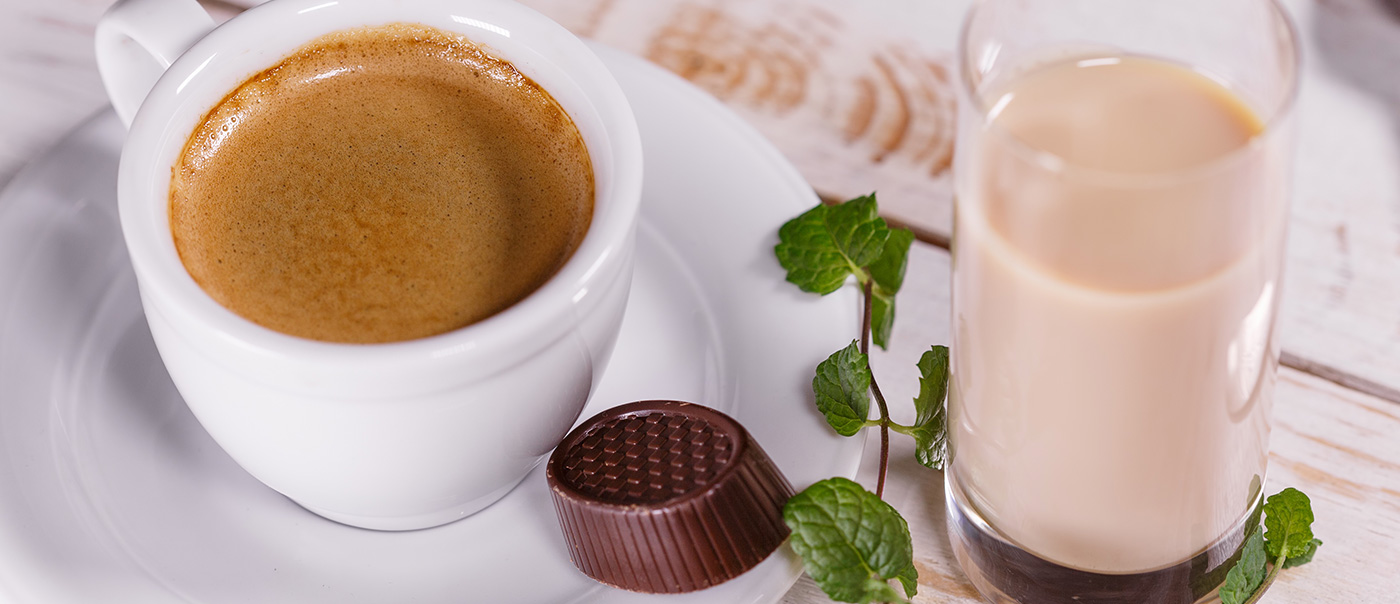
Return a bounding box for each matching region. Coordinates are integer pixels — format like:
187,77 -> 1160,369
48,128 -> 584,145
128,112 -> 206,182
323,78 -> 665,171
947,1 -> 1299,601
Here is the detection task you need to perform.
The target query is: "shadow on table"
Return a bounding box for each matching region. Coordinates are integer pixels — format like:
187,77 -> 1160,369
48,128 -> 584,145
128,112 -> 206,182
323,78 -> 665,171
1382,0 -> 1400,20
1312,0 -> 1400,145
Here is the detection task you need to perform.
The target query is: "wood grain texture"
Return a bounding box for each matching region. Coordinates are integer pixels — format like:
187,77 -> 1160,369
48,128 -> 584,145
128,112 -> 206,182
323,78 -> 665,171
777,242 -> 1400,603
517,0 -> 963,237
514,0 -> 1400,402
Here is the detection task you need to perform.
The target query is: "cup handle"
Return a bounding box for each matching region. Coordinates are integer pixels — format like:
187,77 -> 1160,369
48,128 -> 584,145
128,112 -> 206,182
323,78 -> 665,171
95,0 -> 216,128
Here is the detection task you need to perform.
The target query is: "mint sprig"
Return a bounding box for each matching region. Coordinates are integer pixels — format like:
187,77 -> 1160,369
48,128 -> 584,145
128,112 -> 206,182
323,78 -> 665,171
1219,488 -> 1323,604
784,477 -> 918,603
775,194 -> 946,602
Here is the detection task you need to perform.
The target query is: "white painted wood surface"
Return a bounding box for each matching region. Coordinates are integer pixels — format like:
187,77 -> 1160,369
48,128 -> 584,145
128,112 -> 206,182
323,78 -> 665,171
1,0 -> 1397,602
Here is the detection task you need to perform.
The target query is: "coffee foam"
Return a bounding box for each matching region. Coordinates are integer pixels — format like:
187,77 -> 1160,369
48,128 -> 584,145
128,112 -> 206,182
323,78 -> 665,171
171,23 -> 594,343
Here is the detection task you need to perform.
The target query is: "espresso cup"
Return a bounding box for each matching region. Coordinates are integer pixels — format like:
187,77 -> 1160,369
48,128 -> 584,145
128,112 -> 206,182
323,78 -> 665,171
95,0 -> 642,530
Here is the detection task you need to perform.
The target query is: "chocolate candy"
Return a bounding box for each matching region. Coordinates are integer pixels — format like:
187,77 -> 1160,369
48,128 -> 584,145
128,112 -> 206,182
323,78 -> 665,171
546,400 -> 795,593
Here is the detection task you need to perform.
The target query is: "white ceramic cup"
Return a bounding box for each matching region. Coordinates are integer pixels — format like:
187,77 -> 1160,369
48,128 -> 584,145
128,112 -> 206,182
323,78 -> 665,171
95,0 -> 642,531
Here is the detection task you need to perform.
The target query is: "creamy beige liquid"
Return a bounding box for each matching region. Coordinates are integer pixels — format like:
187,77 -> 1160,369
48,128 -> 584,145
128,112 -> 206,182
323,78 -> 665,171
950,56 -> 1286,572
171,24 -> 593,344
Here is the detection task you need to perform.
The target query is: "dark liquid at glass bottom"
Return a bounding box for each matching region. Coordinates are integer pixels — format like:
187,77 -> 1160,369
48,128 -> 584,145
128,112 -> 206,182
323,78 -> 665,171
946,472 -> 1262,604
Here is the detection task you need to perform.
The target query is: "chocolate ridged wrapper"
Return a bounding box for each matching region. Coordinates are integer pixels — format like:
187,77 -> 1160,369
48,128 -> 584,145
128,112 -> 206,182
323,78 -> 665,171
546,400 -> 795,593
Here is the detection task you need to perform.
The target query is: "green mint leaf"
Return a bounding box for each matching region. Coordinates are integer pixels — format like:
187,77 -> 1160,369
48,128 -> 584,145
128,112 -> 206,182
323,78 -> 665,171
1263,487 -> 1317,559
853,579 -> 906,604
871,294 -> 895,351
813,341 -> 872,436
1283,538 -> 1323,569
894,565 -> 918,598
1219,529 -> 1268,604
909,346 -> 950,470
869,227 -> 914,295
783,477 -> 917,603
775,205 -> 853,295
868,227 -> 911,351
774,195 -> 890,294
827,194 -> 891,269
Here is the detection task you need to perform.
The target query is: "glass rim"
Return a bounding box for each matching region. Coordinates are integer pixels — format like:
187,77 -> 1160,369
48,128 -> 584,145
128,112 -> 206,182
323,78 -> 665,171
955,0 -> 1302,188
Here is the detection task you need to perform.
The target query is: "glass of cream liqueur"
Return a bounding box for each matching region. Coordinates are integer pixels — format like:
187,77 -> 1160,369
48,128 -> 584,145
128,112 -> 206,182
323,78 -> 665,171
947,1 -> 1299,602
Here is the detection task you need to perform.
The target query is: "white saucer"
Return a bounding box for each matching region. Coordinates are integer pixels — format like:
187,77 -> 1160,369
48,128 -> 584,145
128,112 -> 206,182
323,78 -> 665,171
0,46 -> 860,603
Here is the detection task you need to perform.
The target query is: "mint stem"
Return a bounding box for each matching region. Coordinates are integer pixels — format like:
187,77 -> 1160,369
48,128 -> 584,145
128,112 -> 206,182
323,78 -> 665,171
1243,555 -> 1287,604
859,275 -> 872,354
860,279 -> 892,498
871,374 -> 892,499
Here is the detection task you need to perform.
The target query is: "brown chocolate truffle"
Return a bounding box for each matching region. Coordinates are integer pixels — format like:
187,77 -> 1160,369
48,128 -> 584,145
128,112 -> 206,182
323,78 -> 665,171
546,400 -> 795,593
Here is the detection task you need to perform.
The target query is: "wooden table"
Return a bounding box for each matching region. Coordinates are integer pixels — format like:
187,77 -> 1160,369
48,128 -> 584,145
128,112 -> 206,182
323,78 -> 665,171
3,0 -> 1398,601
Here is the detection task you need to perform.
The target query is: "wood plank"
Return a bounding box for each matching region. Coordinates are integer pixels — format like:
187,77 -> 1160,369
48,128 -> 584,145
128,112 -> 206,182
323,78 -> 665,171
780,241 -> 1400,602
513,0 -> 1400,401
